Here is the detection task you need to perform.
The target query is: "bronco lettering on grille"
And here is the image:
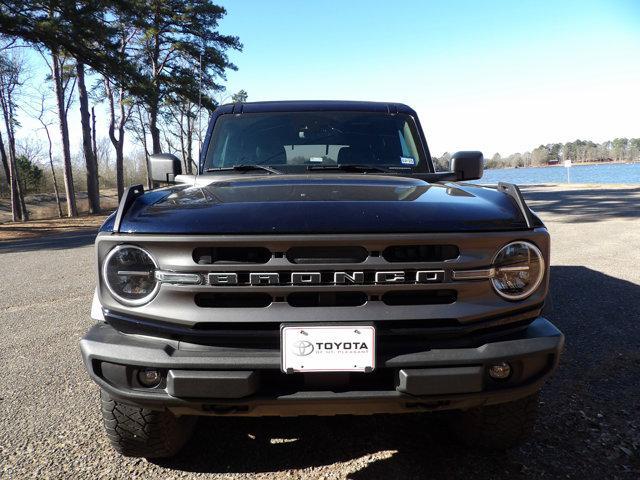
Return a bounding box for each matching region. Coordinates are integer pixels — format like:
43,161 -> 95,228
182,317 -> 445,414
207,271 -> 445,286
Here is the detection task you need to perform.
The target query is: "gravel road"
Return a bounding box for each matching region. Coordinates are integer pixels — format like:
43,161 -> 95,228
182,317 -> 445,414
1,185 -> 639,479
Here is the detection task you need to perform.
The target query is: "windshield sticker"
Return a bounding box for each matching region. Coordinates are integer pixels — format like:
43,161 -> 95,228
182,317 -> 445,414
400,156 -> 415,165
309,157 -> 324,163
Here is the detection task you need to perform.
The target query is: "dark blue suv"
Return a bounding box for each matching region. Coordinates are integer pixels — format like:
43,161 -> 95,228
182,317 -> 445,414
81,101 -> 563,457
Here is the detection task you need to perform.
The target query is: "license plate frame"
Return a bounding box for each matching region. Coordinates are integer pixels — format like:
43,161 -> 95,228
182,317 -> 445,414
280,324 -> 376,374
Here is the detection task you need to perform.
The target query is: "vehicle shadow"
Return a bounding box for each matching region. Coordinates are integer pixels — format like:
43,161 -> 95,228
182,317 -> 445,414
521,186 -> 640,223
154,266 -> 640,478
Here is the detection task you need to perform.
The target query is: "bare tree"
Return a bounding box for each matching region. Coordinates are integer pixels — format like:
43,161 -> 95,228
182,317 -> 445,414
131,104 -> 153,189
76,60 -> 100,213
103,24 -> 137,200
0,120 -> 8,184
32,94 -> 62,217
166,100 -> 197,174
91,105 -> 97,160
0,44 -> 28,221
105,78 -> 135,199
0,123 -> 10,199
49,47 -> 78,217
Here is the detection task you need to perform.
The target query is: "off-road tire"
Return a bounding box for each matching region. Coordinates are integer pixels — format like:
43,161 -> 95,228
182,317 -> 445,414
451,393 -> 539,450
100,389 -> 196,458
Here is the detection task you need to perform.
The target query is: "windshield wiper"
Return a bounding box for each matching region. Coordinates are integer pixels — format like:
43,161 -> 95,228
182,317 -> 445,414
206,164 -> 282,174
306,164 -> 390,173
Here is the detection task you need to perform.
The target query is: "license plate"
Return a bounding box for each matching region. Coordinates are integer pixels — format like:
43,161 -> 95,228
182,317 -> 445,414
281,325 -> 375,373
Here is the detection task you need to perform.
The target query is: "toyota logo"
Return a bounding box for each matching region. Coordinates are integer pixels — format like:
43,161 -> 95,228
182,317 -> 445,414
292,340 -> 314,356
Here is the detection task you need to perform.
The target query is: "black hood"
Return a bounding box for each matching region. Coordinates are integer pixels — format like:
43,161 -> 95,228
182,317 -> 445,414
104,175 -> 530,234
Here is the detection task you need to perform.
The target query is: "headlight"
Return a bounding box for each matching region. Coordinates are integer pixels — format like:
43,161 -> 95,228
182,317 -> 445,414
102,245 -> 159,306
491,241 -> 545,300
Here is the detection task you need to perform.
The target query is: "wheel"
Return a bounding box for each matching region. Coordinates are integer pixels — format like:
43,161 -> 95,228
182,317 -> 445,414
451,393 -> 539,450
99,389 -> 196,458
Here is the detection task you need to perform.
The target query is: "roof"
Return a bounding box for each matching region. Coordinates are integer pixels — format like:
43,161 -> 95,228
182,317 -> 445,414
217,100 -> 417,115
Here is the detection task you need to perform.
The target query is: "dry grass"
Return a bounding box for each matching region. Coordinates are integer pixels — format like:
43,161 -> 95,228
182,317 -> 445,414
0,189 -> 118,241
0,214 -> 108,241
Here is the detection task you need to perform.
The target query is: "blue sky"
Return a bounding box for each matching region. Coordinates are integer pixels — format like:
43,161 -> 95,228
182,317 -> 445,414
13,0 -> 640,157
216,0 -> 640,155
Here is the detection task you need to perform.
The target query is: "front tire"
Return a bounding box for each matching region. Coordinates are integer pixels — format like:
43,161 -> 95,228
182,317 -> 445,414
451,393 -> 539,450
100,390 -> 196,458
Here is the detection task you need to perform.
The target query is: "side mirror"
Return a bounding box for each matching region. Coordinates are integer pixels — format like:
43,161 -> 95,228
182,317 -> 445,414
150,153 -> 182,184
450,151 -> 483,181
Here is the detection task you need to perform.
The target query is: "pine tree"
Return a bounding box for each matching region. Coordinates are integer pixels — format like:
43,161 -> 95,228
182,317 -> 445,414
134,0 -> 241,154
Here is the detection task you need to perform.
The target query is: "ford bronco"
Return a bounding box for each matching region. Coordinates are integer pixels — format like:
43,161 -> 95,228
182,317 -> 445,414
80,101 -> 564,457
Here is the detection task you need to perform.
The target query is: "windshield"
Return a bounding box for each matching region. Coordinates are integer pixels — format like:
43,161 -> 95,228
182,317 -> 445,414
204,112 -> 427,172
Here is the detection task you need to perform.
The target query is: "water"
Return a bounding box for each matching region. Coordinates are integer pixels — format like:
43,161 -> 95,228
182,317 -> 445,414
474,163 -> 640,185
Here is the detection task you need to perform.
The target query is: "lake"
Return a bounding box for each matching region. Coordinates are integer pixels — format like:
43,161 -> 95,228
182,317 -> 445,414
473,162 -> 640,185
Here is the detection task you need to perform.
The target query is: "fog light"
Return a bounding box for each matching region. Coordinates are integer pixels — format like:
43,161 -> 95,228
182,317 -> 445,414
138,368 -> 162,387
488,362 -> 512,380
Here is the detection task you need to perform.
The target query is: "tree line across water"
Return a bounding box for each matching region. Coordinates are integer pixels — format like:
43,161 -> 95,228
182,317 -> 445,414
0,0 -> 244,222
433,138 -> 640,171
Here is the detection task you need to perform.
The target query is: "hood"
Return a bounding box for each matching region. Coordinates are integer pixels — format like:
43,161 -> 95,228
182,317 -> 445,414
104,175 -> 530,234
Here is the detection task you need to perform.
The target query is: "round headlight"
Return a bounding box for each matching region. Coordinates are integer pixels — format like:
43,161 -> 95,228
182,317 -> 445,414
491,241 -> 545,300
103,245 -> 159,306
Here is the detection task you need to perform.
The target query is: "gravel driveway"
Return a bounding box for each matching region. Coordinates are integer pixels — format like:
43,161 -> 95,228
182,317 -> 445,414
1,185 -> 639,479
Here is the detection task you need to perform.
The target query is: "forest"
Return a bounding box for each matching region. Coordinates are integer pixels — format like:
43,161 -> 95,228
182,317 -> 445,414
0,0 -> 243,221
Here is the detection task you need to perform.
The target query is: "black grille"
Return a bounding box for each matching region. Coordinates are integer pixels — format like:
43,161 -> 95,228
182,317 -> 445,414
193,244 -> 459,265
287,292 -> 367,307
381,289 -> 457,306
195,293 -> 272,308
382,245 -> 459,262
286,246 -> 368,264
193,247 -> 271,264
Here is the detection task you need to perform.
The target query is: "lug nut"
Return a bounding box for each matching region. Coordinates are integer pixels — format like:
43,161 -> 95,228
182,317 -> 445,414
488,362 -> 512,380
138,368 -> 162,387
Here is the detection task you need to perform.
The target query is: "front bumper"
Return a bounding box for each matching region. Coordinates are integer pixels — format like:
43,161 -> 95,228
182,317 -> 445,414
80,317 -> 564,416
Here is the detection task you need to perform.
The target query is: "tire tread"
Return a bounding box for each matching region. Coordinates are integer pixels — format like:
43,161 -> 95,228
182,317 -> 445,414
99,390 -> 195,458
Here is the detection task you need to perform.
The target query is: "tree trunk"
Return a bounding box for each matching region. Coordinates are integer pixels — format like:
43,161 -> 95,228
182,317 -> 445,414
0,88 -> 27,221
0,129 -> 9,186
91,105 -> 98,161
43,123 -> 63,218
149,21 -> 162,156
106,79 -> 128,200
7,155 -> 21,222
2,131 -> 20,221
186,113 -> 193,174
149,101 -> 161,154
116,96 -> 127,200
177,109 -> 187,172
115,142 -> 124,200
52,50 -> 78,217
137,106 -> 153,189
76,62 -> 100,213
